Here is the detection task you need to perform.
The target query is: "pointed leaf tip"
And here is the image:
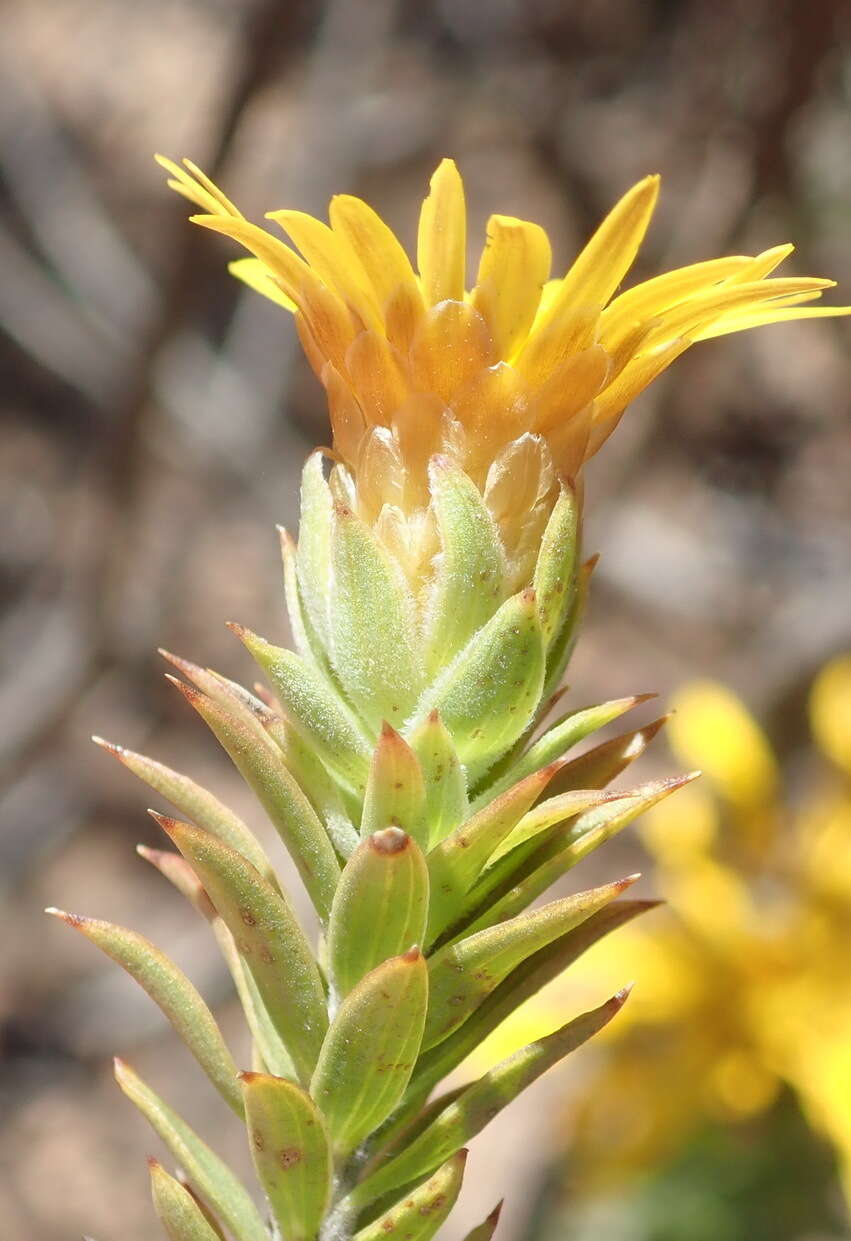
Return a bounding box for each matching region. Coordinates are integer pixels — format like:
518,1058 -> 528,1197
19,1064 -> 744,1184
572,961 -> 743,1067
91,734 -> 122,755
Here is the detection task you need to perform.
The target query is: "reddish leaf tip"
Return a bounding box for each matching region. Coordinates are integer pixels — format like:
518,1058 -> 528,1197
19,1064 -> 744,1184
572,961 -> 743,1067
225,620 -> 248,638
520,587 -> 537,605
91,734 -> 123,755
487,1201 -> 505,1226
164,674 -> 201,702
370,826 -> 410,855
45,905 -> 83,925
426,708 -> 441,725
401,944 -> 423,963
617,873 -> 642,891
238,1070 -> 263,1084
148,809 -> 180,836
147,1156 -> 161,1171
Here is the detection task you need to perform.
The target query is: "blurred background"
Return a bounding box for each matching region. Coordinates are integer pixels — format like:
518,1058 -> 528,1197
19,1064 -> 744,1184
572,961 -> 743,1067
1,1 -> 850,1239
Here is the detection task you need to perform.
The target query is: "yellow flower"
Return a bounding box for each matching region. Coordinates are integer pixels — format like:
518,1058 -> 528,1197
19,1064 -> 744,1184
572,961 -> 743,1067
158,156 -> 848,585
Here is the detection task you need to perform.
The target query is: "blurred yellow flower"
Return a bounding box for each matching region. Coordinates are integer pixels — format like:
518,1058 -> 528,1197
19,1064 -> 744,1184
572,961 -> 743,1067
473,657 -> 851,1206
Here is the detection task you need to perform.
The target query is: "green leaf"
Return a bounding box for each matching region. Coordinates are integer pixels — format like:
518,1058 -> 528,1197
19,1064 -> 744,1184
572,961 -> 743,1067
467,775 -> 693,934
149,1160 -> 224,1241
423,877 -> 635,1050
542,714 -> 669,796
281,524 -> 327,669
161,817 -> 328,1085
539,551 -> 595,704
311,949 -> 428,1156
348,989 -> 630,1210
533,482 -> 579,651
158,649 -> 270,744
424,761 -> 565,945
329,502 -> 424,730
475,693 -> 653,808
408,711 -> 468,847
210,917 -> 296,1079
241,1072 -> 333,1241
92,737 -> 275,883
361,723 -> 428,847
353,1150 -> 467,1241
411,900 -> 654,1099
459,1202 -> 503,1241
485,787 -> 620,866
233,625 -> 371,796
296,451 -> 334,652
47,910 -> 242,1116
410,590 -> 545,785
136,845 -> 217,920
423,456 -> 507,674
328,829 -> 429,997
115,1059 -> 267,1241
266,709 -> 360,858
169,676 -> 340,921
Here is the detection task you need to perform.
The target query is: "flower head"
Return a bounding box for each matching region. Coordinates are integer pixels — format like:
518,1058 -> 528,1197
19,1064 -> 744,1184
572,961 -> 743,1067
159,156 -> 848,584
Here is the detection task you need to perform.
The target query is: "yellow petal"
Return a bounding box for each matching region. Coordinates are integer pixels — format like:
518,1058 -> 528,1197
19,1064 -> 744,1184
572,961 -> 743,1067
417,158 -> 466,305
726,243 -> 794,282
513,303 -> 601,384
809,655 -> 851,776
587,338 -> 690,456
641,278 -> 836,347
448,362 -> 531,477
600,255 -> 754,347
344,330 -> 410,426
536,175 -> 660,332
267,208 -> 383,331
329,194 -> 422,314
694,302 -> 851,340
531,345 -> 611,433
189,213 -> 311,303
155,155 -> 242,217
409,300 -> 495,404
471,214 -> 552,359
667,681 -> 778,810
322,364 -> 367,465
228,258 -> 297,312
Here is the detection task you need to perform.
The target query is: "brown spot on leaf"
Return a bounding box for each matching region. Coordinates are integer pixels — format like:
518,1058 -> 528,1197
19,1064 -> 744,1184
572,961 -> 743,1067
278,1147 -> 302,1169
240,908 -> 257,926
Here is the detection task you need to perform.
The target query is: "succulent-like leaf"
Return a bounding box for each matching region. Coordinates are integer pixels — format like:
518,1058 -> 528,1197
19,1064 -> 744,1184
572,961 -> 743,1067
158,650 -> 270,744
296,451 -> 334,650
408,711 -> 469,846
114,1059 -> 268,1241
348,989 -> 630,1210
233,625 -> 371,795
266,709 -> 360,857
158,816 -> 328,1084
149,1160 -> 224,1241
241,1072 -> 333,1241
411,589 -> 545,784
458,1202 -> 503,1241
92,738 -> 275,883
424,761 -> 566,944
411,900 -> 654,1098
47,910 -> 242,1116
532,483 -> 578,651
328,829 -> 429,997
423,456 -> 507,673
137,845 -> 217,920
476,693 -> 653,807
353,1150 -> 467,1241
280,524 -> 326,668
485,787 -> 621,866
540,552 -> 595,703
361,723 -> 428,847
423,877 -> 636,1049
329,502 -> 424,730
543,714 -> 669,796
473,774 -> 694,931
311,949 -> 428,1156
168,677 -> 340,920
210,918 -> 296,1078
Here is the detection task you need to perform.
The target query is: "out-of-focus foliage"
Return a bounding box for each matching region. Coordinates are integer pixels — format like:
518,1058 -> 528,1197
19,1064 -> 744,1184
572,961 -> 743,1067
478,655 -> 851,1237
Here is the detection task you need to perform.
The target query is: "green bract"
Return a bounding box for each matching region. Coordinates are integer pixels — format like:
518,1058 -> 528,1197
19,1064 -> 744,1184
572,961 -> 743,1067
54,451 -> 682,1241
